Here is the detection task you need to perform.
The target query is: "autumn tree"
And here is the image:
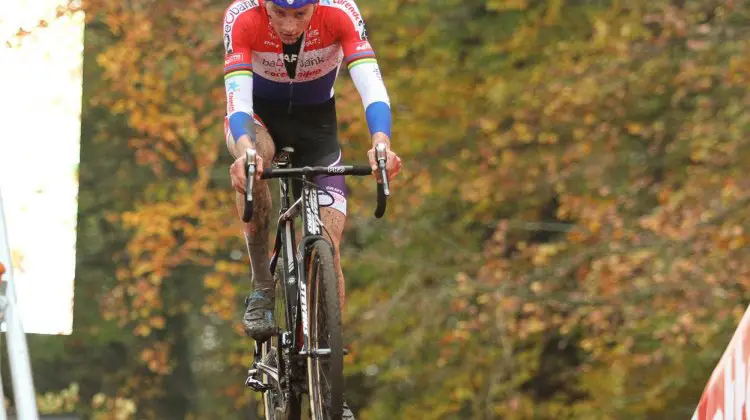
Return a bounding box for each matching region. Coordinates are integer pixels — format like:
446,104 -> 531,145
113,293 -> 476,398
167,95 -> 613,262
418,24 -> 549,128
19,0 -> 750,418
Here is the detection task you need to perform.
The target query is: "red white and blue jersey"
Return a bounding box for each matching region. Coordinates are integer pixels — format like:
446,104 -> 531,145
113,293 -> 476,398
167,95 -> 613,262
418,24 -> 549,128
222,0 -> 391,141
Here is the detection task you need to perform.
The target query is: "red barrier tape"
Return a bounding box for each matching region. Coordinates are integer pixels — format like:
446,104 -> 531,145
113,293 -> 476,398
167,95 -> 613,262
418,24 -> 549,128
693,306 -> 750,420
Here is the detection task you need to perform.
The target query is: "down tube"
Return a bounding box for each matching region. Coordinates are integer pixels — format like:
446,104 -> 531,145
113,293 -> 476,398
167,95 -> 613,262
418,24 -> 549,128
279,176 -> 300,347
298,182 -> 321,353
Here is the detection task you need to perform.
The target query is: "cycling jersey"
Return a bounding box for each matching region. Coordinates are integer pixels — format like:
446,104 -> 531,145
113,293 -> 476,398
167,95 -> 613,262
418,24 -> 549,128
222,0 -> 391,142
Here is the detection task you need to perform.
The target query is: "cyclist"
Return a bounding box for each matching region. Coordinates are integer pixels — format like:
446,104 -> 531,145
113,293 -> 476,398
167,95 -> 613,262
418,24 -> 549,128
222,0 -> 402,413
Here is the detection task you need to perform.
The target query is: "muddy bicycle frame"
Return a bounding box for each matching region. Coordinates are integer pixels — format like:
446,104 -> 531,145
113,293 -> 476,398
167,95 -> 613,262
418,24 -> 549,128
243,143 -> 389,400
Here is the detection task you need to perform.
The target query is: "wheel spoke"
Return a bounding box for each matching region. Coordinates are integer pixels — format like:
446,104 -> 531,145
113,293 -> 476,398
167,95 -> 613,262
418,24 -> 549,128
305,241 -> 344,420
258,256 -> 302,420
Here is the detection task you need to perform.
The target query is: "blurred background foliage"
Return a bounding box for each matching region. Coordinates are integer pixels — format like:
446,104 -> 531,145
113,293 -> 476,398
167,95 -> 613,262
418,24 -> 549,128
4,0 -> 749,418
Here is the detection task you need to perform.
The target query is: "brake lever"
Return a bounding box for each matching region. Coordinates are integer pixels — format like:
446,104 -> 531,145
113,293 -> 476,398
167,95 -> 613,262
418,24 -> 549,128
373,142 -> 389,219
375,142 -> 390,196
242,148 -> 256,223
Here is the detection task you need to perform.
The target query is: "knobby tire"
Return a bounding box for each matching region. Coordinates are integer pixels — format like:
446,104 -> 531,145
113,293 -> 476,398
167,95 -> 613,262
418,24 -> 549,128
306,239 -> 344,420
261,259 -> 302,420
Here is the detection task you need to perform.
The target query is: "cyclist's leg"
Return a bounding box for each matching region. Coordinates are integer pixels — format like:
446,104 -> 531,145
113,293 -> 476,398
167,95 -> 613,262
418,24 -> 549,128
289,151 -> 348,310
285,98 -> 349,310
295,153 -> 353,419
291,207 -> 345,310
225,117 -> 277,338
316,163 -> 347,311
226,118 -> 276,290
321,205 -> 346,307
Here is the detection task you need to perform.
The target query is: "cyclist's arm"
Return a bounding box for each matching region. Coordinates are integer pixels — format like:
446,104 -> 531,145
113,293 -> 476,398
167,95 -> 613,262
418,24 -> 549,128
223,8 -> 256,153
337,5 -> 392,146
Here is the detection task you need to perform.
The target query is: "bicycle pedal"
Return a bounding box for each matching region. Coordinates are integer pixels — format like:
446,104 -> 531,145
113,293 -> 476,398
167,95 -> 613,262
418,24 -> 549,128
245,376 -> 272,392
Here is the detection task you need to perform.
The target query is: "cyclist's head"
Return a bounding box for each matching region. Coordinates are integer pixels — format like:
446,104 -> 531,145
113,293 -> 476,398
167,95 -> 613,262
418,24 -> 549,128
268,0 -> 319,8
265,0 -> 317,44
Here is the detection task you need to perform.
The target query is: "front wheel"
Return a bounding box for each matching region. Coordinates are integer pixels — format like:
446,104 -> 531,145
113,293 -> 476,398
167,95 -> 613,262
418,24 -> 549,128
305,239 -> 344,420
261,258 -> 302,420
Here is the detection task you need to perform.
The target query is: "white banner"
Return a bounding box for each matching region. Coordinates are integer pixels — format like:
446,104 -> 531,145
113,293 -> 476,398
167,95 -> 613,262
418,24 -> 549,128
0,1 -> 84,335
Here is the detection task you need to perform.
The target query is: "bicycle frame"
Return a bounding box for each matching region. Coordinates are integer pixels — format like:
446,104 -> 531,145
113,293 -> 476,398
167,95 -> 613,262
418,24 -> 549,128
245,143 -> 389,406
251,150 -> 332,393
269,150 -> 332,354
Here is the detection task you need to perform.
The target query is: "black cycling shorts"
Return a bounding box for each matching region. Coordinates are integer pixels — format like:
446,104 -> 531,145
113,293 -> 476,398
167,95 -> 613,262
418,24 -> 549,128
253,96 -> 348,215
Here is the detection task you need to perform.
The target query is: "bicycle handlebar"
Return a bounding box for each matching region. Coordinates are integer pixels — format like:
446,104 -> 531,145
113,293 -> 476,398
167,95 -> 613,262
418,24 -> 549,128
241,143 -> 391,222
259,165 -> 373,178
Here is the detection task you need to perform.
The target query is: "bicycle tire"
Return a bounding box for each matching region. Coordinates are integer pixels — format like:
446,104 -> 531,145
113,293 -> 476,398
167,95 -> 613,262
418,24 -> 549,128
261,259 -> 302,420
305,239 -> 344,420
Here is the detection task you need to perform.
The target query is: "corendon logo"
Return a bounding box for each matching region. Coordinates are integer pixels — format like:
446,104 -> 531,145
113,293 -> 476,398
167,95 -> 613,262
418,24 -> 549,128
264,70 -> 287,78
296,69 -> 322,79
332,0 -> 368,40
333,0 -> 361,21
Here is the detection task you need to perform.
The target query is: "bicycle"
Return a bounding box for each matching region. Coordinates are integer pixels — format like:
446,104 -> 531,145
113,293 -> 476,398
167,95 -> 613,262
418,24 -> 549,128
241,143 -> 390,420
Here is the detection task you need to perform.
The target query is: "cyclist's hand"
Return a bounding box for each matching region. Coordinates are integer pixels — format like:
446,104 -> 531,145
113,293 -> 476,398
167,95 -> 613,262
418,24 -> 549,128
368,137 -> 402,182
230,150 -> 263,194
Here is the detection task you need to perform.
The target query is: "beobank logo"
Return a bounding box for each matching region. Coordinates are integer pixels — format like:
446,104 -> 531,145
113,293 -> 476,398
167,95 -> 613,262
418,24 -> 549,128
225,0 -> 258,25
223,0 -> 258,52
693,306 -> 750,420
